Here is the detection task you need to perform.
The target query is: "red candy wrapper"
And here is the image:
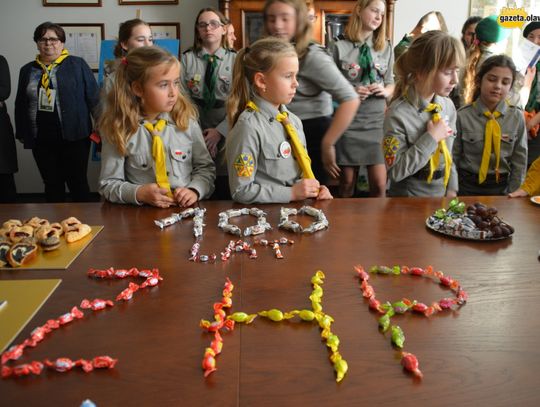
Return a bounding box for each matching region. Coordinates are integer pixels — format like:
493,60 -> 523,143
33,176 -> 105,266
401,352 -> 423,378
80,298 -> 114,311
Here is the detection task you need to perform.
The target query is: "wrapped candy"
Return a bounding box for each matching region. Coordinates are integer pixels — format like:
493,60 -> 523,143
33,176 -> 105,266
44,357 -> 75,373
227,312 -> 257,324
116,282 -> 140,301
91,356 -> 117,369
154,213 -> 181,229
80,298 -> 114,311
58,306 -> 84,325
202,348 -> 217,377
391,325 -> 405,348
330,352 -> 348,383
258,309 -> 285,322
378,313 -> 391,332
401,352 -> 422,378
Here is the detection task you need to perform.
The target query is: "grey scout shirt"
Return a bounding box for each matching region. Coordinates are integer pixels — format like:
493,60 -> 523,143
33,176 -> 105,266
226,95 -> 305,204
454,99 -> 528,192
383,90 -> 458,197
329,36 -> 394,87
181,47 -> 236,136
99,113 -> 216,204
287,43 -> 358,120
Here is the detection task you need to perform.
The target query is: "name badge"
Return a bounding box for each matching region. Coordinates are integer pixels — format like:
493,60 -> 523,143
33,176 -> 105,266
279,141 -> 292,158
38,88 -> 56,112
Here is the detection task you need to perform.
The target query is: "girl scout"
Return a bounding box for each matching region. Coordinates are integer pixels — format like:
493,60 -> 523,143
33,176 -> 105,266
263,0 -> 359,183
454,55 -> 527,195
98,47 -> 215,208
383,31 -> 465,197
329,0 -> 394,197
226,37 -> 332,204
181,8 -> 236,199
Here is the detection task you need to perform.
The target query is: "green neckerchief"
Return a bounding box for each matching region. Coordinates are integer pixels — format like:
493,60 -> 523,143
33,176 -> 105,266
525,61 -> 539,112
358,42 -> 376,85
202,53 -> 219,111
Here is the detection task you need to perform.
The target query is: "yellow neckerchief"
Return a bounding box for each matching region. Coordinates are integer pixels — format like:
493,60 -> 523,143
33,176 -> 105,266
475,101 -> 503,184
246,100 -> 315,179
143,119 -> 173,198
423,102 -> 452,187
35,49 -> 69,104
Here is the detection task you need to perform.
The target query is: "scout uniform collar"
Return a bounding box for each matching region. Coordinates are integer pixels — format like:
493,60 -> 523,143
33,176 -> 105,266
248,94 -> 284,119
352,33 -> 373,48
198,47 -> 225,60
472,98 -> 509,117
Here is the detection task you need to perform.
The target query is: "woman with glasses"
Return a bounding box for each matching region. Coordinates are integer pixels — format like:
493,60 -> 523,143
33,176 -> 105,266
181,7 -> 236,199
15,21 -> 99,202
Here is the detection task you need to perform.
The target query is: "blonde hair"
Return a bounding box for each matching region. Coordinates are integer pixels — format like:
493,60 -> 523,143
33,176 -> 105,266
461,41 -> 492,105
227,37 -> 297,127
263,0 -> 313,58
344,0 -> 387,52
192,8 -> 228,52
392,30 -> 465,106
98,46 -> 197,156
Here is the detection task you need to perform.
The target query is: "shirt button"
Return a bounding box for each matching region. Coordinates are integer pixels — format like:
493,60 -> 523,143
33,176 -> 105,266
269,117 -> 274,122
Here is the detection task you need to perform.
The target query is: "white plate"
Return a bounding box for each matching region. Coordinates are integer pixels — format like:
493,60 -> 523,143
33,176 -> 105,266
530,196 -> 540,205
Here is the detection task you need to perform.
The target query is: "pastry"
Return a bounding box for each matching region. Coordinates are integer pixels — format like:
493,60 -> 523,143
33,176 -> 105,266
50,222 -> 64,236
7,238 -> 38,267
0,238 -> 12,267
0,228 -> 11,239
9,225 -> 34,243
25,217 -> 50,229
35,225 -> 61,251
2,219 -> 22,230
61,217 -> 82,233
65,224 -> 91,243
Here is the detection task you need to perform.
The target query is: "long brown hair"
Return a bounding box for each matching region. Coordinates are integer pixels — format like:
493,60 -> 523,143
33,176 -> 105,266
227,37 -> 297,127
344,0 -> 387,52
191,8 -> 228,52
263,0 -> 312,58
462,41 -> 494,105
392,30 -> 465,106
98,46 -> 197,156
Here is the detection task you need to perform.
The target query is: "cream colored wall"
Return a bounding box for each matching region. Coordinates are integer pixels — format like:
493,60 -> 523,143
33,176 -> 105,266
393,0 -> 470,43
0,0 -> 218,193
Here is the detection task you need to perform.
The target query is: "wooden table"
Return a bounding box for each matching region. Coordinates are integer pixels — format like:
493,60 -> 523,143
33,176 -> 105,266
1,197 -> 539,407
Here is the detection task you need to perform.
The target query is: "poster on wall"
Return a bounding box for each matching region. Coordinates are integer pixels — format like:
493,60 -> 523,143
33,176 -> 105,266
60,23 -> 104,71
149,23 -> 180,40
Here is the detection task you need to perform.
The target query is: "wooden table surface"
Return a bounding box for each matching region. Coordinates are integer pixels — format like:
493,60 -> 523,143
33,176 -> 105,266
0,197 -> 539,407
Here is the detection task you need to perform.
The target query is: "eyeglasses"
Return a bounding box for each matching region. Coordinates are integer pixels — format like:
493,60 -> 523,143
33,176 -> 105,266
38,37 -> 60,44
197,20 -> 223,30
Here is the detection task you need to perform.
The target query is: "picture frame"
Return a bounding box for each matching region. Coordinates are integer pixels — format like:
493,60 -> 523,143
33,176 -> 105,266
148,22 -> 180,40
118,0 -> 178,5
60,23 -> 104,71
43,0 -> 101,6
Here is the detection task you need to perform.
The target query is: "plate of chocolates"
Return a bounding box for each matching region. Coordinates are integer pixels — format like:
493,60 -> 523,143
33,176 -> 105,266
426,198 -> 514,241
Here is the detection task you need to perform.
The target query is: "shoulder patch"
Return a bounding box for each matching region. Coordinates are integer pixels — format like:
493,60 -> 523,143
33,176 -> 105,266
382,136 -> 400,167
233,153 -> 255,177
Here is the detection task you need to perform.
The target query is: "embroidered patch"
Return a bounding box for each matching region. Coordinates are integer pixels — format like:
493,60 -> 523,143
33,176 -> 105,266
383,136 -> 399,167
233,153 -> 255,177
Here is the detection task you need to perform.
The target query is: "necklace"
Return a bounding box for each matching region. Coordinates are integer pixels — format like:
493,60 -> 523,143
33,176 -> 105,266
355,264 -> 468,378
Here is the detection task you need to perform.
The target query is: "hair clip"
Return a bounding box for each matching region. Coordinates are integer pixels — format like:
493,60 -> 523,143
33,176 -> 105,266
121,57 -> 128,66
